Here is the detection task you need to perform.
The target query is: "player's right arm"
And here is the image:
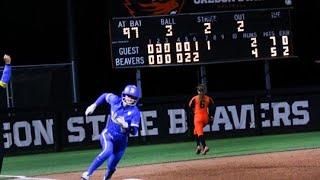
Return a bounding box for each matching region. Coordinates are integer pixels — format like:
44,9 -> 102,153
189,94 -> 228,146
188,96 -> 196,108
85,93 -> 117,116
0,54 -> 12,88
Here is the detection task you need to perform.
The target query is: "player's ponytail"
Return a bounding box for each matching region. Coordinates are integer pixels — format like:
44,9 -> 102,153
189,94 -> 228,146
197,84 -> 206,108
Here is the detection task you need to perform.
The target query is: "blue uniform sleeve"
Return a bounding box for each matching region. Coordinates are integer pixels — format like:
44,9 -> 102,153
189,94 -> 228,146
94,93 -> 107,105
0,64 -> 11,88
94,93 -> 119,106
130,108 -> 141,135
105,93 -> 119,105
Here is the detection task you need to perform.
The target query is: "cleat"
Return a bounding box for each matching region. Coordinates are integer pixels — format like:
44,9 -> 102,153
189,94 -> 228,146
81,171 -> 90,180
201,146 -> 209,155
105,169 -> 116,180
195,146 -> 202,155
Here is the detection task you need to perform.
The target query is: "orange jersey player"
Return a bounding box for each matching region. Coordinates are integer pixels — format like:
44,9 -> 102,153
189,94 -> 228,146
188,84 -> 214,155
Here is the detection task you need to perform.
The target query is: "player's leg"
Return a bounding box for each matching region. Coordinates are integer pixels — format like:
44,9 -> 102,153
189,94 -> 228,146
104,148 -> 126,180
199,135 -> 209,155
195,134 -> 200,148
194,116 -> 202,154
82,129 -> 113,179
200,116 -> 209,155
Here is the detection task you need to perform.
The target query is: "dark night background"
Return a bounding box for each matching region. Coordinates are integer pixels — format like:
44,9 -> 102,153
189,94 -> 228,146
0,0 -> 320,105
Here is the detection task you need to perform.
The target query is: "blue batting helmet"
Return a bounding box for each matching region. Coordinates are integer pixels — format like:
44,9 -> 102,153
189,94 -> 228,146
121,84 -> 141,106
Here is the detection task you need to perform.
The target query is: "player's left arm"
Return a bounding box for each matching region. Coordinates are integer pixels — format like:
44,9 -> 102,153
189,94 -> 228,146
208,96 -> 215,121
129,109 -> 141,136
209,96 -> 214,105
0,54 -> 12,88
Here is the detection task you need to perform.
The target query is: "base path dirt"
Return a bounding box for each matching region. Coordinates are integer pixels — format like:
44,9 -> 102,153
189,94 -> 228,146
37,148 -> 320,180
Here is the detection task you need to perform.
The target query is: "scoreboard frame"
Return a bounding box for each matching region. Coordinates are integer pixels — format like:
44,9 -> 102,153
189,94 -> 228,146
109,7 -> 295,69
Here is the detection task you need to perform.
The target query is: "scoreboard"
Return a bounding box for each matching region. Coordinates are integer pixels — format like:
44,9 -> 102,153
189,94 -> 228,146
109,3 -> 294,69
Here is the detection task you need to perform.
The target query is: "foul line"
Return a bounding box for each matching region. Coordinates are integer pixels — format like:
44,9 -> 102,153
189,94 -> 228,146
0,175 -> 56,180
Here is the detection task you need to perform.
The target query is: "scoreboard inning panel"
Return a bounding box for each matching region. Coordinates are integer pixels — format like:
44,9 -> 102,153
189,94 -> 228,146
109,8 -> 294,68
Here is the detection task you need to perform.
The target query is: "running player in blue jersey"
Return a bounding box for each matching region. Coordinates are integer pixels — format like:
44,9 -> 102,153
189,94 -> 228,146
0,54 -> 12,173
81,84 -> 141,180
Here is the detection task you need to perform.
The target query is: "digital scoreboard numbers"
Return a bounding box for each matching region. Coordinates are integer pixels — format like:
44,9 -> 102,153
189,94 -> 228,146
109,8 -> 294,68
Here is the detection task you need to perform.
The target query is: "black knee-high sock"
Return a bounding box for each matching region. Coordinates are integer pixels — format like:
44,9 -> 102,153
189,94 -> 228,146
199,135 -> 206,147
195,135 -> 200,146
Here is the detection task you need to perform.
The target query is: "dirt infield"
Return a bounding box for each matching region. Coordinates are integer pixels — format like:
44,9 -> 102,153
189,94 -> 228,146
37,148 -> 320,180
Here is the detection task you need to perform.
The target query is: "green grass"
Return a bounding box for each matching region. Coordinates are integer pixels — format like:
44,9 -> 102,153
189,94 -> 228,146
2,131 -> 320,176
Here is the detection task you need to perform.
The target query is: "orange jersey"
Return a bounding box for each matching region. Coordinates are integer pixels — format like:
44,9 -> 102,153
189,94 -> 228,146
188,95 -> 214,116
189,95 -> 214,136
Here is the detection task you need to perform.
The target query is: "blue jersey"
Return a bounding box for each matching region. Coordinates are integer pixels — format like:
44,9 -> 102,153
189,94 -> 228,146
95,93 -> 141,138
0,64 -> 11,88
